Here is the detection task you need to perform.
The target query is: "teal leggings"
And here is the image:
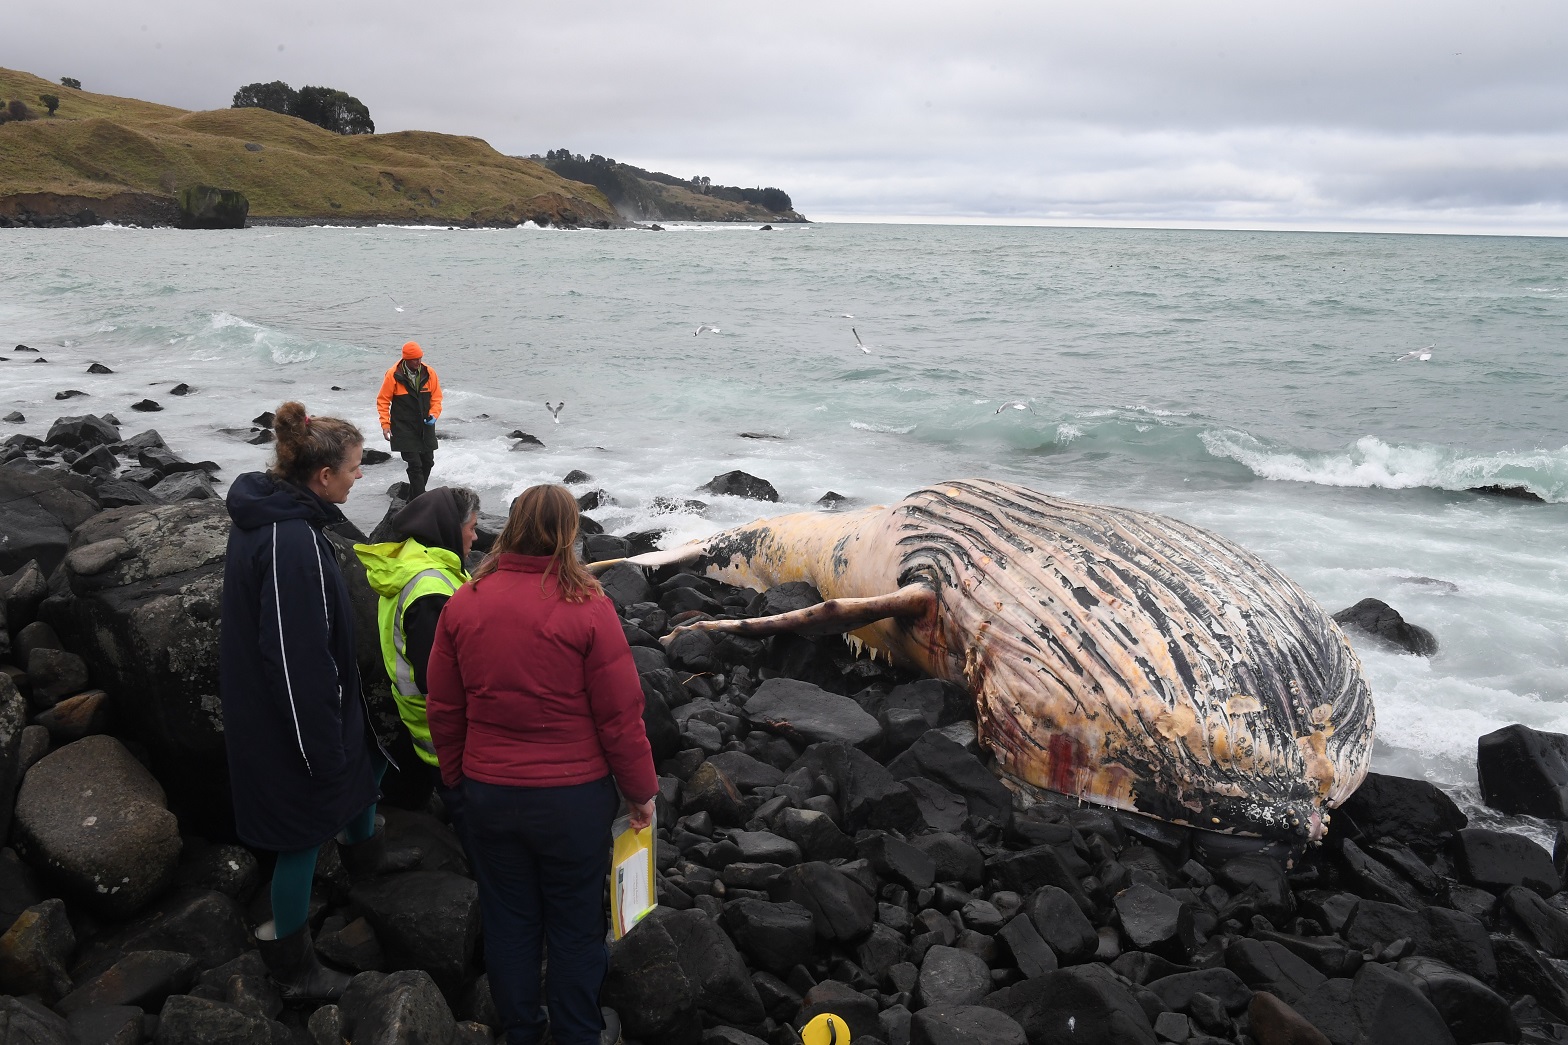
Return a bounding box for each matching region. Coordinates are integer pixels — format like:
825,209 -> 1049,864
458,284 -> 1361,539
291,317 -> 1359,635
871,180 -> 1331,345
271,753 -> 387,938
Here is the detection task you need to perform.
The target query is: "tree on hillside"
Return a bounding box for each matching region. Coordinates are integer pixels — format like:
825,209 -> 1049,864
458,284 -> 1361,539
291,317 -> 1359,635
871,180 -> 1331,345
60,77 -> 81,90
38,94 -> 59,116
231,81 -> 374,135
232,80 -> 297,115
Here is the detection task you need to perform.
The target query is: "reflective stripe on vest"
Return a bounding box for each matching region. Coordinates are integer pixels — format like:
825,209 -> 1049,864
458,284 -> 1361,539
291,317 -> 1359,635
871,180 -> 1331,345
391,568 -> 457,761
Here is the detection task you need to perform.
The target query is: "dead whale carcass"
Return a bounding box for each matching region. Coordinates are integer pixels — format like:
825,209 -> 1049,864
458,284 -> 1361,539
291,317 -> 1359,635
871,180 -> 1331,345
598,479 -> 1374,842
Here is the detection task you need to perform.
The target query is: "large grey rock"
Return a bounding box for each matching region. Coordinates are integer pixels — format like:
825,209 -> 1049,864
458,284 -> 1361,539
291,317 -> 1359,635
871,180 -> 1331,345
911,1005 -> 1027,1045
0,994 -> 76,1044
58,949 -> 198,1014
660,907 -> 765,1025
13,735 -> 181,917
1332,598 -> 1437,656
25,648 -> 89,707
2,560 -> 49,632
983,966 -> 1157,1044
745,678 -> 881,748
888,731 -> 1011,823
350,871 -> 480,990
153,994 -> 278,1045
1477,723 -> 1568,820
916,946 -> 992,1010
599,562 -> 654,609
602,912 -> 701,1045
338,969 -> 456,1045
0,466 -> 100,574
72,891 -> 249,982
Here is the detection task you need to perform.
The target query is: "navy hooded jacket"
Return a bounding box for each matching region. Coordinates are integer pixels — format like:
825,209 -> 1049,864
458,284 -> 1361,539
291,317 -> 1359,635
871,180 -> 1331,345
219,471 -> 379,851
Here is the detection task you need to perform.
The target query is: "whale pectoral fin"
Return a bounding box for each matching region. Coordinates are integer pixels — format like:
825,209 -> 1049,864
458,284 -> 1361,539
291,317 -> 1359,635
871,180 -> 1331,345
664,583 -> 936,642
585,544 -> 705,575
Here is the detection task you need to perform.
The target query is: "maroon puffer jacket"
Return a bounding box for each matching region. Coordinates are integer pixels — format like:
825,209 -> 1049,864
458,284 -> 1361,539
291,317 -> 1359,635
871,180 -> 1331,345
425,553 -> 657,802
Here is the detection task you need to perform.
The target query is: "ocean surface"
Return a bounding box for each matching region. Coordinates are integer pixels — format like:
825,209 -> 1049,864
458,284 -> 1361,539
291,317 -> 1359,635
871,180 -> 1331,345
2,221 -> 1564,822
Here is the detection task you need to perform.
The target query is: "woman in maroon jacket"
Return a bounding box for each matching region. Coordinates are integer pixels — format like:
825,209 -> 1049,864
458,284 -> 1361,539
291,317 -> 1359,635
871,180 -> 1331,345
426,484 -> 656,1045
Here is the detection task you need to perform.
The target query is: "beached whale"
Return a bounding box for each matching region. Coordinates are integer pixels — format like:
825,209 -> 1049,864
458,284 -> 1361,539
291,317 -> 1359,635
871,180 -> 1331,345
596,479 -> 1374,842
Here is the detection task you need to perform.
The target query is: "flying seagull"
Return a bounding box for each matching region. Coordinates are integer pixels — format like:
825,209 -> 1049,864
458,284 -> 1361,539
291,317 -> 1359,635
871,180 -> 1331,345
695,324 -> 720,336
851,328 -> 870,354
1394,345 -> 1434,362
995,400 -> 1035,414
545,402 -> 565,423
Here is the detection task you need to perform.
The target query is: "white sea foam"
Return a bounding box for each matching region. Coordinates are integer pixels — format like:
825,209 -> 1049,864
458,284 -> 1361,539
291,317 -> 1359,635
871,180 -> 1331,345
1201,430 -> 1568,503
849,421 -> 918,434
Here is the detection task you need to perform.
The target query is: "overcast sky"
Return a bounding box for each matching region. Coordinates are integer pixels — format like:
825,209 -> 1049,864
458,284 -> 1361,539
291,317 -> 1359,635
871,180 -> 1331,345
12,0 -> 1568,233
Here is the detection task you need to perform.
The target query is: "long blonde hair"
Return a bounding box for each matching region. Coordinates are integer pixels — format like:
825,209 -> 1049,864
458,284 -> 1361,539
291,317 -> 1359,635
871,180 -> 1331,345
472,484 -> 602,603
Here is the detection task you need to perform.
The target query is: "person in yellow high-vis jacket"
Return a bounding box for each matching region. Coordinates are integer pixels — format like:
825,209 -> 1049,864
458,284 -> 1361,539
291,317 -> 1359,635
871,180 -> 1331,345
354,485 -> 480,835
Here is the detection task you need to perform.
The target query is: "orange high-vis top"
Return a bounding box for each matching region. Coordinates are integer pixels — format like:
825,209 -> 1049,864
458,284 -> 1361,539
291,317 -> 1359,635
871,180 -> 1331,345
376,362 -> 443,430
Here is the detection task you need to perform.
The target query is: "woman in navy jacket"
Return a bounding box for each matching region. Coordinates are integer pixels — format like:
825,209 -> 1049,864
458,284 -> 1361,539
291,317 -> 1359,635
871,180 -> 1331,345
219,400 -> 382,1000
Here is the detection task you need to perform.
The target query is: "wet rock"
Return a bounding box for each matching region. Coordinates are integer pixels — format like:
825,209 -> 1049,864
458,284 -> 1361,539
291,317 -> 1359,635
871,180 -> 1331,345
793,741 -> 920,834
599,561 -> 654,609
768,861 -> 876,942
350,871 -> 479,989
94,479 -> 162,508
1147,967 -> 1252,1015
997,914 -> 1057,978
4,560 -> 51,631
1396,955 -> 1517,1045
44,414 -> 117,448
1246,990 -> 1331,1045
58,949 -> 198,1014
0,995 -> 76,1044
911,1004 -> 1027,1045
1027,885 -> 1099,964
1452,826 -> 1560,896
153,994 -> 278,1045
66,1004 -> 144,1045
706,750 -> 786,791
0,898 -> 76,1002
602,913 -> 700,1044
3,412 -> 22,423
1341,898 -> 1495,983
917,945 -> 993,1010
1224,938 -> 1327,1006
1477,723 -> 1568,821
130,400 -> 162,413
1296,961 -> 1455,1045
796,979 -> 881,1042
1114,884 -> 1195,961
1503,884 -> 1568,957
13,735 -> 181,917
1333,837 -> 1425,911
0,466 -> 101,574
723,899 -> 816,975
887,730 -> 1012,824
150,471 -> 217,502
911,832 -> 985,887
698,470 -> 779,502
775,807 -> 856,862
26,647 -> 90,707
338,969 -> 456,1045
1335,768 -> 1467,853
1492,933 -> 1568,1021
681,760 -> 746,825
745,678 -> 881,748
662,907 -> 765,1025
860,834 -> 937,891
983,965 -> 1158,1044
1332,598 -> 1437,656
72,890 -> 249,981
55,390 -> 89,400
317,915 -> 386,972
987,846 -> 1094,917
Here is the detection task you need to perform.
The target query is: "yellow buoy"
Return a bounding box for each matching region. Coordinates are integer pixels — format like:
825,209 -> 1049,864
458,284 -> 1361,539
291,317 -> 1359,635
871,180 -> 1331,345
801,1012 -> 850,1045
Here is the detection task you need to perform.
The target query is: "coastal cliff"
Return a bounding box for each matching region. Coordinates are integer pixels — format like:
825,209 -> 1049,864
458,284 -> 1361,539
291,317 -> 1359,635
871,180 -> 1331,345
0,67 -> 618,228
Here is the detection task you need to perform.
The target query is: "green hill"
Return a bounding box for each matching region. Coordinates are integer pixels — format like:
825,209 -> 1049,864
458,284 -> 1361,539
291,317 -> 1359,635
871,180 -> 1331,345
0,67 -> 618,227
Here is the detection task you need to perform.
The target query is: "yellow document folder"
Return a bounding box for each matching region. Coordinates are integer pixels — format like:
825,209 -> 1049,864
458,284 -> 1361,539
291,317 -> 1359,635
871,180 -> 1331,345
610,816 -> 657,940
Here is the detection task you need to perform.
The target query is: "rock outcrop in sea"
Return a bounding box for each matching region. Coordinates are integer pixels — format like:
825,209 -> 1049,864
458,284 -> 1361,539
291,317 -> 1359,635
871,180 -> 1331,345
0,422 -> 1565,1045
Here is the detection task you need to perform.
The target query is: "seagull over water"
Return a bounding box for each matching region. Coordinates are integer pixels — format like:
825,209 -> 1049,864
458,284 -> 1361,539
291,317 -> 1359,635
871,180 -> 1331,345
545,401 -> 565,423
695,324 -> 720,336
851,328 -> 870,354
995,400 -> 1035,414
1394,345 -> 1434,362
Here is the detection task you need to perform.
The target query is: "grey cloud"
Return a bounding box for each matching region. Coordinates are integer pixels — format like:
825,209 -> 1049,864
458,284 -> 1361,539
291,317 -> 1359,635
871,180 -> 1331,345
9,0 -> 1568,231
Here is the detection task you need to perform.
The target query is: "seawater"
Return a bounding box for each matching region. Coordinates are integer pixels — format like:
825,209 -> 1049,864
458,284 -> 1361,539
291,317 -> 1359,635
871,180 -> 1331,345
1,222 -> 1564,813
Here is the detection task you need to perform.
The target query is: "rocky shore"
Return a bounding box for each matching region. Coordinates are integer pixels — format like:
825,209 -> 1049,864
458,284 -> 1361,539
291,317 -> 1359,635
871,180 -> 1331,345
3,417 -> 1568,1045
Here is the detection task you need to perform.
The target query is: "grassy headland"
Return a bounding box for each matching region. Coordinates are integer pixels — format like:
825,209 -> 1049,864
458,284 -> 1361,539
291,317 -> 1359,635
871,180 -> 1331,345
0,67 -> 618,226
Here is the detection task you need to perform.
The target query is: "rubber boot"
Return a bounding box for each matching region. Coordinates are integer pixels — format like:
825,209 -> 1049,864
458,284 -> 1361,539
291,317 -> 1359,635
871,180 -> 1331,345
254,920 -> 351,1001
601,1007 -> 623,1045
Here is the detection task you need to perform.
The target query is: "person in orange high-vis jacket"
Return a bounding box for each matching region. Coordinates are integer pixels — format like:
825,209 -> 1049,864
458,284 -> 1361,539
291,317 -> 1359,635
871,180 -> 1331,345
376,342 -> 443,497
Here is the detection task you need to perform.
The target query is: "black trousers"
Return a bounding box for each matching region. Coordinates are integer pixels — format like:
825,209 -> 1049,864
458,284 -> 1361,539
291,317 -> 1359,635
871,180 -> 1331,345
400,451 -> 435,497
465,776 -> 617,1045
